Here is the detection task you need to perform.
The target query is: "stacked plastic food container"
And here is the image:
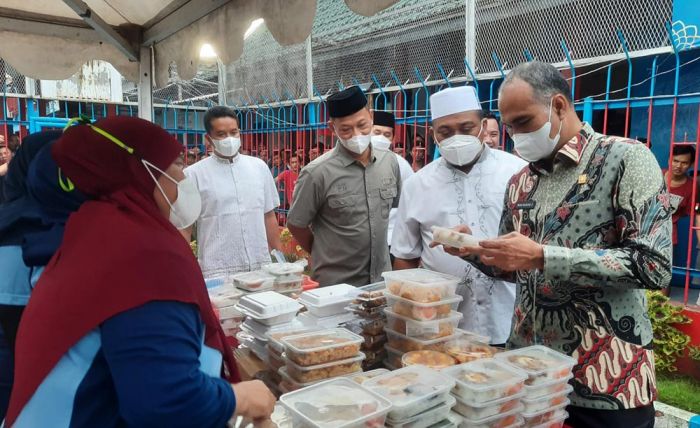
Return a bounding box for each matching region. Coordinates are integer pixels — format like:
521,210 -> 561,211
261,262 -> 305,295
277,327 -> 366,393
443,358 -> 528,427
382,269 -> 464,369
207,281 -> 245,344
365,365 -> 459,428
280,377 -> 393,428
341,282 -> 389,370
234,291 -> 302,362
297,283 -> 356,328
496,346 -> 576,428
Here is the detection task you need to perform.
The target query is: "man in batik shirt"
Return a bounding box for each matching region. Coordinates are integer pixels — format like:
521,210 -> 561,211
439,62 -> 671,428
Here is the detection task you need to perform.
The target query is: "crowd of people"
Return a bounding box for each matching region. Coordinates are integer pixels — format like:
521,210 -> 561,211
0,61 -> 681,427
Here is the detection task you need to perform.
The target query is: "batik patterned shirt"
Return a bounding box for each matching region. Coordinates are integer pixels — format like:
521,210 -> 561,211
472,123 -> 672,410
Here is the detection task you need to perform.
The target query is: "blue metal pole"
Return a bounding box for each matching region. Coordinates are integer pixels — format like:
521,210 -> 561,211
524,49 -> 534,62
464,59 -> 479,100
583,97 -> 594,123
436,63 -> 452,88
371,74 -> 387,110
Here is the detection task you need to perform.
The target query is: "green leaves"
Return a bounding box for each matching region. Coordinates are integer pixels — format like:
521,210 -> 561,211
647,291 -> 695,372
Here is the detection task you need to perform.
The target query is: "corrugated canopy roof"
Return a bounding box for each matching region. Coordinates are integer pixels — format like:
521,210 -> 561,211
0,0 -> 399,87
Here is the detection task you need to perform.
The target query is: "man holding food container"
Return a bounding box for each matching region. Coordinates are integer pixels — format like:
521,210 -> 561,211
391,85 -> 526,345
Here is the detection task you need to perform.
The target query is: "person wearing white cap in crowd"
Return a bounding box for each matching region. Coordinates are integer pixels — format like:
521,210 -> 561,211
371,110 -> 414,249
391,85 -> 526,345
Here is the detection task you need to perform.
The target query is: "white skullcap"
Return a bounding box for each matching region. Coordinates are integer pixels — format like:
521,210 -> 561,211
430,86 -> 481,121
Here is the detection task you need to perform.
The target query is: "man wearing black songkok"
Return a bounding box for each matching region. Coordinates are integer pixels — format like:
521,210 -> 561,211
288,86 -> 401,286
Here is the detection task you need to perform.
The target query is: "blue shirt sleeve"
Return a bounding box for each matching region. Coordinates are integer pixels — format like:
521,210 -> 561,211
100,301 -> 235,428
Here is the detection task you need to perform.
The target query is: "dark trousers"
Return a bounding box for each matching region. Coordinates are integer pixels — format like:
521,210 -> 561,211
566,404 -> 655,428
0,304 -> 24,421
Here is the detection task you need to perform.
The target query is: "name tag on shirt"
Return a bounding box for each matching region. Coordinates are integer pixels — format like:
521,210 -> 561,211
515,200 -> 536,210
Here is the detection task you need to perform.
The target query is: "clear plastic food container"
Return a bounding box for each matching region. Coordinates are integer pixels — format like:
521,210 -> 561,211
524,374 -> 574,400
267,348 -> 285,372
273,277 -> 303,293
495,345 -> 576,386
280,377 -> 393,428
384,344 -> 404,368
385,308 -> 462,340
345,368 -> 391,384
282,328 -> 364,366
263,262 -> 305,280
458,404 -> 524,428
387,294 -> 463,322
430,412 -> 464,428
278,366 -> 319,392
522,402 -> 569,426
385,327 -> 461,353
365,365 -> 456,421
352,282 -> 387,308
231,270 -> 275,291
284,352 -> 365,383
346,302 -> 385,318
452,391 -> 524,420
383,269 -> 460,303
443,338 -> 500,364
267,326 -> 321,355
208,285 -> 244,308
385,395 -> 456,428
297,311 -> 357,329
401,350 -> 456,370
341,317 -> 386,337
361,333 -> 387,352
239,318 -> 300,342
527,410 -> 568,428
299,283 -> 356,317
236,332 -> 268,361
521,385 -> 572,414
431,226 -> 481,248
442,359 -> 526,404
234,291 -> 302,326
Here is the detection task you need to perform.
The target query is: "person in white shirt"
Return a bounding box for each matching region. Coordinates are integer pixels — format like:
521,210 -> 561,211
391,86 -> 526,345
370,110 -> 414,247
185,106 -> 281,279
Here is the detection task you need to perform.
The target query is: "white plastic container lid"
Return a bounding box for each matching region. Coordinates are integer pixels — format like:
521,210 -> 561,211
263,262 -> 305,276
299,283 -> 355,307
282,328 -> 363,355
240,318 -> 301,342
386,395 -> 457,427
235,291 -> 302,320
442,359 -> 526,402
280,378 -> 393,428
384,308 -> 463,338
365,365 -> 456,415
344,369 -> 390,384
267,326 -> 322,354
297,311 -> 356,328
495,345 -> 576,379
383,268 -> 460,288
458,403 -> 524,425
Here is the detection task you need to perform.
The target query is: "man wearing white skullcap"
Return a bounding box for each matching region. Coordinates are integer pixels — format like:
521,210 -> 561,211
391,85 -> 526,345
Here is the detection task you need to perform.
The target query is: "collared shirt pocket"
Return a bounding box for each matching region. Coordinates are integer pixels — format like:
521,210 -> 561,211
380,186 -> 398,219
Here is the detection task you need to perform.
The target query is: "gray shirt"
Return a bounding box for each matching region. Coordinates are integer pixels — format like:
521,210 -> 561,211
288,143 -> 401,286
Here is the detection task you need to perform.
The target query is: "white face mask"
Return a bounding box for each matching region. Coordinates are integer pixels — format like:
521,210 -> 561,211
511,99 -> 563,162
339,133 -> 371,154
437,129 -> 484,166
370,134 -> 392,151
143,160 -> 202,230
211,136 -> 241,157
